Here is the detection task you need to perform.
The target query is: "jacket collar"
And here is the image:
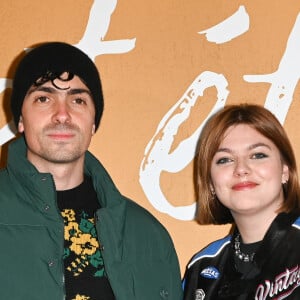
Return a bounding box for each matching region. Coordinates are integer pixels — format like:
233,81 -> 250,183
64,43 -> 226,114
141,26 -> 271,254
7,136 -> 126,261
8,136 -> 124,206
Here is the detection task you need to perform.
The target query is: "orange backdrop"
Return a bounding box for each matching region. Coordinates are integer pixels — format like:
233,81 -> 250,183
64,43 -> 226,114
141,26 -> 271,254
1,0 -> 300,275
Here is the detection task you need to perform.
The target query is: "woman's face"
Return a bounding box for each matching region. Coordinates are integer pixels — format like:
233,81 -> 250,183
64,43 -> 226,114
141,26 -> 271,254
210,124 -> 289,219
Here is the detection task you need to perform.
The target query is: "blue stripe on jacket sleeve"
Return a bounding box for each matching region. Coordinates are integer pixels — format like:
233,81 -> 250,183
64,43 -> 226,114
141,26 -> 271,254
187,235 -> 231,269
292,216 -> 300,230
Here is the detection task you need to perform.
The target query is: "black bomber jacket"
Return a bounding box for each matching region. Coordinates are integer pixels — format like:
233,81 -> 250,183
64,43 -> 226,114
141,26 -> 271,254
183,212 -> 300,300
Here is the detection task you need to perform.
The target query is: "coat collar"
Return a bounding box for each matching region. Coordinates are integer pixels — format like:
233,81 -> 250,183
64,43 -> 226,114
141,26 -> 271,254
7,136 -> 127,261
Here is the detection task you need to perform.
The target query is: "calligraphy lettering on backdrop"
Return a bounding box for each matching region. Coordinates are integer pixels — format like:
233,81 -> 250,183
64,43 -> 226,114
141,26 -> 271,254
139,6 -> 300,221
1,4 -> 300,221
0,0 -> 136,146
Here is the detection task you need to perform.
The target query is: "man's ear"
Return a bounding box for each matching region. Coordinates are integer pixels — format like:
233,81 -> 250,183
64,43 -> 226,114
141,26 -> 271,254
18,116 -> 24,133
92,124 -> 95,135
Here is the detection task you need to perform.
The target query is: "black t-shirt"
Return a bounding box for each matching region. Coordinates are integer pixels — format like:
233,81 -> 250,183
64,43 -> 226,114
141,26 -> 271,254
234,240 -> 262,276
57,176 -> 115,300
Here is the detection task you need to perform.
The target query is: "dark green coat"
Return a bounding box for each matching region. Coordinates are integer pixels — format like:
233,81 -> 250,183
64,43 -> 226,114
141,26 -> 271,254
0,137 -> 183,300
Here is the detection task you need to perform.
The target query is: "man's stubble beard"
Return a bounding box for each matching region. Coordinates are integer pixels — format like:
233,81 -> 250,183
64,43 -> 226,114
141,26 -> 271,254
37,140 -> 84,164
38,123 -> 86,164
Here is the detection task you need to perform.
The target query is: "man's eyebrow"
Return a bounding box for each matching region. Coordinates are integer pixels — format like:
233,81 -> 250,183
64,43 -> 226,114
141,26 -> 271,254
26,86 -> 56,95
67,88 -> 92,97
26,86 -> 92,97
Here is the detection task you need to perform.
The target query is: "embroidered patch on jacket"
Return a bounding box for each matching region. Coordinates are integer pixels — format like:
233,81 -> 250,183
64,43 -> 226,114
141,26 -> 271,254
200,266 -> 220,279
195,289 -> 205,300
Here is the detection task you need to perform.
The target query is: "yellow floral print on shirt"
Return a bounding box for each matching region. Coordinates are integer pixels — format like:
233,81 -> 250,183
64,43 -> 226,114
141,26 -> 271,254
73,295 -> 90,300
61,209 -> 106,277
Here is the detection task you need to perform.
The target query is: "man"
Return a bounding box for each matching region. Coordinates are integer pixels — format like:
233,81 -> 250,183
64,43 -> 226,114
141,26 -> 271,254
0,42 -> 183,300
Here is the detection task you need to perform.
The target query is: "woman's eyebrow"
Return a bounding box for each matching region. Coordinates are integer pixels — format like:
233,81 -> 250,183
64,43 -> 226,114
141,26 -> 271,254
216,142 -> 271,153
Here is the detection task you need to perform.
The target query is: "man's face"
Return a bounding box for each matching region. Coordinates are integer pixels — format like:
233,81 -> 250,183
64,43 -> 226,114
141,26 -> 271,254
18,73 -> 96,170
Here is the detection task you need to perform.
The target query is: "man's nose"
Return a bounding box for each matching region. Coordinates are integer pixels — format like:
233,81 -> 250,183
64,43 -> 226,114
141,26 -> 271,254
52,101 -> 71,124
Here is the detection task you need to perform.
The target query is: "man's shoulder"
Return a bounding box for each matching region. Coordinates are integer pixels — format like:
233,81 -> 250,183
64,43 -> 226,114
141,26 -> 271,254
0,167 -> 10,185
125,197 -> 163,225
123,197 -> 173,239
0,167 -> 7,175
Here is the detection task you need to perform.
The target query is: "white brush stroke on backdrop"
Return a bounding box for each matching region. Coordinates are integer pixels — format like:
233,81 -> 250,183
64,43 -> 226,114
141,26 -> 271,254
244,12 -> 300,124
199,6 -> 249,44
139,72 -> 229,221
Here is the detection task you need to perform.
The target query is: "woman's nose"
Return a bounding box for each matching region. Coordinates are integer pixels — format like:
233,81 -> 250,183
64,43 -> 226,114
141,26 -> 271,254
233,159 -> 250,177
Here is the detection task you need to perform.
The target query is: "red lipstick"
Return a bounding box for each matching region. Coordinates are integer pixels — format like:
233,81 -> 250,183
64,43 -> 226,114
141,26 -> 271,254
232,181 -> 257,191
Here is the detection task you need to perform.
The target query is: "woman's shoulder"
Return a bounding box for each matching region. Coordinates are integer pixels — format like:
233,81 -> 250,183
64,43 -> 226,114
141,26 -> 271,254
187,235 -> 232,269
292,215 -> 300,229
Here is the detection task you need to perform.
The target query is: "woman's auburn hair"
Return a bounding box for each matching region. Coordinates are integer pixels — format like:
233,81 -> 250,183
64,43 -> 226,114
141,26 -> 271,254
195,103 -> 300,225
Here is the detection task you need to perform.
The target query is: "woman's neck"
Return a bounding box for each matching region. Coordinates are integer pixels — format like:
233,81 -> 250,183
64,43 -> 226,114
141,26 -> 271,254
233,210 -> 278,243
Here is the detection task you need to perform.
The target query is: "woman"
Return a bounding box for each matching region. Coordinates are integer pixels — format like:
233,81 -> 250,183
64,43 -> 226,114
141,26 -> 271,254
183,104 -> 300,300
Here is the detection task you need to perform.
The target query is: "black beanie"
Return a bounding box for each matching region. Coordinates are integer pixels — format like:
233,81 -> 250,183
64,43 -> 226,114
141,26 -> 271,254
10,42 -> 104,131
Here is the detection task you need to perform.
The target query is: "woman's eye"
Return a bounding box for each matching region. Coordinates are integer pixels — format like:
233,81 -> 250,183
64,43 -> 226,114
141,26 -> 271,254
252,152 -> 268,159
216,157 -> 232,164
